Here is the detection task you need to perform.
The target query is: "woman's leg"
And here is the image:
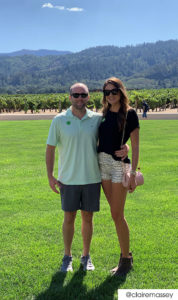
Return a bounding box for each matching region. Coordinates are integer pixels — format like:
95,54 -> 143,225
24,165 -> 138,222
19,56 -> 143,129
110,183 -> 130,258
102,180 -> 130,258
101,179 -> 112,205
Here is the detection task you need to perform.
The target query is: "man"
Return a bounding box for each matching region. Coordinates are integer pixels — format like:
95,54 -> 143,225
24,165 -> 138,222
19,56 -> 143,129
142,101 -> 149,118
46,83 -> 128,272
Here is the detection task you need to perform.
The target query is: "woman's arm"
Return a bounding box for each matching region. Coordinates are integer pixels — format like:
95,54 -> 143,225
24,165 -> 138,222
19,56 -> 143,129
130,128 -> 139,171
128,128 -> 139,193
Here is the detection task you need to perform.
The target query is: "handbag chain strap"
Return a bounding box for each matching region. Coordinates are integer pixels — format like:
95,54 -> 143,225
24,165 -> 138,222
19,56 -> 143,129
120,111 -> 127,148
120,112 -> 128,173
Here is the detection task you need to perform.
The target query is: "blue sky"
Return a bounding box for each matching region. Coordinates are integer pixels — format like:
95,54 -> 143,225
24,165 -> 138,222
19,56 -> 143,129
1,0 -> 178,53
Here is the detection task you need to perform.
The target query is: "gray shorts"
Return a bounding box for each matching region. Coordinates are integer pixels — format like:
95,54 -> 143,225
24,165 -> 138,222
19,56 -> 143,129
59,183 -> 101,212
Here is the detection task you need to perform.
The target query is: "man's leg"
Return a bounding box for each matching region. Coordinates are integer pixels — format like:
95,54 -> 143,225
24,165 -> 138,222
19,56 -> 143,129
80,210 -> 95,271
63,211 -> 77,256
81,210 -> 93,256
79,183 -> 100,270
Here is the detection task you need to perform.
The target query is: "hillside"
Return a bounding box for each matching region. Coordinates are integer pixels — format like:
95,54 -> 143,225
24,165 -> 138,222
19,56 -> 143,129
0,49 -> 72,57
0,40 -> 178,93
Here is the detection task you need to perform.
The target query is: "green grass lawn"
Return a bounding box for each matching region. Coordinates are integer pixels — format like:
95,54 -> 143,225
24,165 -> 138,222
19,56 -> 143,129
0,120 -> 177,300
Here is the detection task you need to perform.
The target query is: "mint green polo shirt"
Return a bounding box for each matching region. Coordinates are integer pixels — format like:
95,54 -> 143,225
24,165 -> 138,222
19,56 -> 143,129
47,107 -> 102,185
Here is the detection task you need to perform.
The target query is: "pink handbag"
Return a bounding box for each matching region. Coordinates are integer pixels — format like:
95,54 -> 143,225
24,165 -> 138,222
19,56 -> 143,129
122,168 -> 144,188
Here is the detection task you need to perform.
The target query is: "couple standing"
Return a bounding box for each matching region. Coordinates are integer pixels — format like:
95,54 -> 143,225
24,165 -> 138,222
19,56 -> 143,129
46,77 -> 140,277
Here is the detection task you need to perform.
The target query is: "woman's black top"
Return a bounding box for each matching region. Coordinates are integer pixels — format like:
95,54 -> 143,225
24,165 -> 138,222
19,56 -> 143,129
98,109 -> 140,164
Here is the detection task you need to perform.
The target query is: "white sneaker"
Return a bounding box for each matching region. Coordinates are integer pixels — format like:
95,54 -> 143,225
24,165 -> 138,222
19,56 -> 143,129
60,255 -> 73,272
80,255 -> 95,271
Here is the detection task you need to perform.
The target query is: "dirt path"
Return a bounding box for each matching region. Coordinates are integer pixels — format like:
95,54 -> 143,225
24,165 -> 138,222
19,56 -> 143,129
0,109 -> 177,121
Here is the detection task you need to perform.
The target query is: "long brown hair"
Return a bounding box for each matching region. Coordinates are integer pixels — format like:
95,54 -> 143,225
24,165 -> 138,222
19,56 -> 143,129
102,77 -> 130,132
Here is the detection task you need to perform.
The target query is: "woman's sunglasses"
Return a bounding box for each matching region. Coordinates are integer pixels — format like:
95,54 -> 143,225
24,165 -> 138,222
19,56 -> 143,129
103,88 -> 119,96
71,93 -> 88,98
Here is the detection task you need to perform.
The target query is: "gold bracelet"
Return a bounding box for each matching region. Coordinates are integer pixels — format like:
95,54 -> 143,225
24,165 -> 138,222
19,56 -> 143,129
130,170 -> 136,176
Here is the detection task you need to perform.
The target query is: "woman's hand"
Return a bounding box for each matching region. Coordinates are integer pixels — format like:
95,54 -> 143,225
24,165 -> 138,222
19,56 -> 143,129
128,174 -> 137,193
115,144 -> 129,160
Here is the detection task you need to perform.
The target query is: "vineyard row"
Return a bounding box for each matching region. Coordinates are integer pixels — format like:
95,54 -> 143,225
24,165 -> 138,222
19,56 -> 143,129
0,89 -> 177,114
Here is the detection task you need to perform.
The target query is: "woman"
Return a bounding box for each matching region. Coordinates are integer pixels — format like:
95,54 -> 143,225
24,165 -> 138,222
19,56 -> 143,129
98,77 -> 140,276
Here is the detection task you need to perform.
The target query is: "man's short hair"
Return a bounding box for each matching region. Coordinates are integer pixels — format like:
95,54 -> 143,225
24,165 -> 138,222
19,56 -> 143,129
70,83 -> 89,95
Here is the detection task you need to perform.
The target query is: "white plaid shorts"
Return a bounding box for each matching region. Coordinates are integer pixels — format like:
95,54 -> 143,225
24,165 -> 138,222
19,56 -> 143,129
98,152 -> 130,183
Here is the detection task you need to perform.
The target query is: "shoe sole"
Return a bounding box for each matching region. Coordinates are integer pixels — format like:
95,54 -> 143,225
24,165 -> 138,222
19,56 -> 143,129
81,263 -> 95,271
114,266 -> 133,277
60,268 -> 73,272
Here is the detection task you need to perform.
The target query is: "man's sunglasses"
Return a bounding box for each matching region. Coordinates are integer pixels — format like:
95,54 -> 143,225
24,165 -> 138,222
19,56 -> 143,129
103,88 -> 119,96
71,93 -> 88,98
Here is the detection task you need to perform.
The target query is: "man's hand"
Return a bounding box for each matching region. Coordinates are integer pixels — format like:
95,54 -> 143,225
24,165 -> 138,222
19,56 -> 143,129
48,176 -> 61,194
46,145 -> 61,194
114,144 -> 129,160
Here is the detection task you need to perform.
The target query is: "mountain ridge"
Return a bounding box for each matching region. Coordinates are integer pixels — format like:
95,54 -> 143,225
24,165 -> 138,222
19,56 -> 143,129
0,40 -> 178,93
0,49 -> 72,57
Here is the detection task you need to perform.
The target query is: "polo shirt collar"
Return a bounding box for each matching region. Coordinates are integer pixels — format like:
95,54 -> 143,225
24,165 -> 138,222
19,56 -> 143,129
66,107 -> 73,117
85,108 -> 94,118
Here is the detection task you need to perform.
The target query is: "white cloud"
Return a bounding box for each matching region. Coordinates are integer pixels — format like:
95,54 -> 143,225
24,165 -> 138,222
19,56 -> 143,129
42,3 -> 84,12
55,6 -> 65,10
67,7 -> 84,12
42,3 -> 53,9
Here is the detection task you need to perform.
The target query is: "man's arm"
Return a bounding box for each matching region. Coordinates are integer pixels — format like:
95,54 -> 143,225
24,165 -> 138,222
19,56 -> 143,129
114,144 -> 129,160
46,144 -> 61,194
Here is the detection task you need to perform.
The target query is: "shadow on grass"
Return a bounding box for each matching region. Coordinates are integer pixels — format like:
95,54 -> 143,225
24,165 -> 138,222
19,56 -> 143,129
35,265 -> 126,300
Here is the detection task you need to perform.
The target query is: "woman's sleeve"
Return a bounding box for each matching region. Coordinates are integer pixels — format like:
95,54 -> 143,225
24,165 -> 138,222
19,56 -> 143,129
127,109 -> 140,133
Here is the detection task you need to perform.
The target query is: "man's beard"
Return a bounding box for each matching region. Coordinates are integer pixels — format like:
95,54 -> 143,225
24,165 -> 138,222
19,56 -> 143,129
73,102 -> 86,111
